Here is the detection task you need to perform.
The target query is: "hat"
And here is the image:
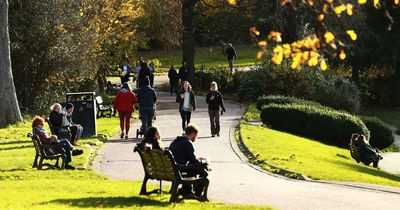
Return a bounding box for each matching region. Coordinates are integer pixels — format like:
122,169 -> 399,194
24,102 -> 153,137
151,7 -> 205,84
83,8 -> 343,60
66,103 -> 74,110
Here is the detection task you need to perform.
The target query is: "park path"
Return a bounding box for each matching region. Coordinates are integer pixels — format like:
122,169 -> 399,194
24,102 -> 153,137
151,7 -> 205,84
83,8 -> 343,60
93,79 -> 400,209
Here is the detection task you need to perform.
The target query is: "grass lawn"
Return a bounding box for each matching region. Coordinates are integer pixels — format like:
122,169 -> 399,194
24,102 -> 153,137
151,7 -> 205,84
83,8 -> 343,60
0,117 -> 272,210
241,124 -> 400,187
244,104 -> 261,121
140,46 -> 260,69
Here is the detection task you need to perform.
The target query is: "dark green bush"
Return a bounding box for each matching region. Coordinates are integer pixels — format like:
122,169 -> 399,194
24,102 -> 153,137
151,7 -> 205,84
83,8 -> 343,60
260,103 -> 369,148
360,116 -> 394,149
312,77 -> 361,113
194,68 -> 246,94
238,62 -> 321,101
256,95 -> 326,110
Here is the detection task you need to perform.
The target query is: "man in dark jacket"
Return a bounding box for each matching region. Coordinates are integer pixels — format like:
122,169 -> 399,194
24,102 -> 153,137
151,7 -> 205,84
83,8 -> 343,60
224,43 -> 237,73
178,61 -> 190,84
65,103 -> 83,145
137,76 -> 157,133
138,62 -> 151,88
354,135 -> 382,168
169,124 -> 209,197
168,65 -> 179,96
205,81 -> 226,137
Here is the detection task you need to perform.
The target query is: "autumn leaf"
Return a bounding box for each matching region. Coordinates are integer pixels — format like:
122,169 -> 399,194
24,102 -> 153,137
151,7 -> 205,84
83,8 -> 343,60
324,32 -> 335,43
227,0 -> 237,6
346,30 -> 357,40
320,60 -> 328,71
358,0 -> 367,4
258,41 -> 267,47
339,50 -> 346,60
256,51 -> 264,59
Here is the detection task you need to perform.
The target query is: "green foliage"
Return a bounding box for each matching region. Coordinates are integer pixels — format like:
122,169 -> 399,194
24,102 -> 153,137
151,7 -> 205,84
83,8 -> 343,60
260,103 -> 369,148
195,68 -> 246,94
241,124 -> 400,186
237,63 -> 320,101
360,116 -> 394,150
312,77 -> 361,113
244,104 -> 261,121
256,95 -> 325,111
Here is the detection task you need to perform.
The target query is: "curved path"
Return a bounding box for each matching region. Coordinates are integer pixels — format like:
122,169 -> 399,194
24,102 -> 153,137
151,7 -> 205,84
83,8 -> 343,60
93,89 -> 400,210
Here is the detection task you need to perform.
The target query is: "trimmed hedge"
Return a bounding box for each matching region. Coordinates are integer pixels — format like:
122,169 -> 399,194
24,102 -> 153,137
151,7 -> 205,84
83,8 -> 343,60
256,95 -> 327,110
361,116 -> 394,149
260,103 -> 370,148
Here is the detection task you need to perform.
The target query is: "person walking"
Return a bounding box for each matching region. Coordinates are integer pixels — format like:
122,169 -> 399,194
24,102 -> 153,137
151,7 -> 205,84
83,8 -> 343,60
114,83 -> 137,139
168,65 -> 179,96
149,60 -> 155,87
176,81 -> 196,133
138,62 -> 150,88
224,43 -> 237,73
133,61 -> 141,88
205,81 -> 226,137
120,57 -> 131,84
137,76 -> 157,134
178,61 -> 190,85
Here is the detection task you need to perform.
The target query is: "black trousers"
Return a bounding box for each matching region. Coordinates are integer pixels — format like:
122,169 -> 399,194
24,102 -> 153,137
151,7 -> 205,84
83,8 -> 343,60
69,125 -> 83,143
180,110 -> 192,131
169,80 -> 178,95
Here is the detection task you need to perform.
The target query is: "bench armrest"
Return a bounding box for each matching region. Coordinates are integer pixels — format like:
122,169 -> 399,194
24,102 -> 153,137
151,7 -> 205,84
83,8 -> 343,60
176,163 -> 208,171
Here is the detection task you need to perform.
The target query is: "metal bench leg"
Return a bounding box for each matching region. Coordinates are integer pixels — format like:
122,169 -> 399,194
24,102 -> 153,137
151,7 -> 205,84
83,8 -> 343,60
140,175 -> 149,195
201,179 -> 210,202
32,154 -> 39,168
38,158 -> 44,170
169,182 -> 179,203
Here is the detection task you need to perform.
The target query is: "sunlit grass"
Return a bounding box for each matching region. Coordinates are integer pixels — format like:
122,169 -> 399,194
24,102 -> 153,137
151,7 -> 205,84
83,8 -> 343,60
244,104 -> 261,121
140,46 -> 260,69
241,124 -> 400,186
0,117 -> 272,209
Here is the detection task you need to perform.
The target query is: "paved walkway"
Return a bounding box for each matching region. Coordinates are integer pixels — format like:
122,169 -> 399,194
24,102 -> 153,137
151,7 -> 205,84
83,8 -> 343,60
93,87 -> 400,210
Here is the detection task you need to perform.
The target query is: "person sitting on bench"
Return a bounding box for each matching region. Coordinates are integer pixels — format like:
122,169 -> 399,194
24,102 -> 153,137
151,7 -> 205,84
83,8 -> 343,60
168,124 -> 209,197
351,134 -> 383,168
64,103 -> 83,146
137,126 -> 163,151
32,116 -> 83,169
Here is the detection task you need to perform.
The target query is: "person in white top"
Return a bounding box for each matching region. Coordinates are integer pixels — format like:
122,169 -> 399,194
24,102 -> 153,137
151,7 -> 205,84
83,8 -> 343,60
133,61 -> 141,88
176,81 -> 196,133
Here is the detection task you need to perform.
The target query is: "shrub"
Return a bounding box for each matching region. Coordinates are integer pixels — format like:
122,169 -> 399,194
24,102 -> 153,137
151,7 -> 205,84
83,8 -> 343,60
360,116 -> 394,149
312,77 -> 361,113
260,103 -> 370,148
194,67 -> 246,94
238,62 -> 321,101
256,95 -> 326,110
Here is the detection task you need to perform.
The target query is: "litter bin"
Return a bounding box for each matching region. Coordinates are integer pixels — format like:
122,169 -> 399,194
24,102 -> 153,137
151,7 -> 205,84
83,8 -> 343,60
66,92 -> 97,137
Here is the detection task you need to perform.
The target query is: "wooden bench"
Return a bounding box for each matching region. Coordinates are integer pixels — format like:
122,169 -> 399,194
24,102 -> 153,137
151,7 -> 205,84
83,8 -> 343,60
95,96 -> 114,118
134,146 -> 209,202
28,133 -> 67,170
45,117 -> 72,141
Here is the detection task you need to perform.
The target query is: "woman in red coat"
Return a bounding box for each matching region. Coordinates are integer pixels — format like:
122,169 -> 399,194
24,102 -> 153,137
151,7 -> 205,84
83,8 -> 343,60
114,83 -> 137,139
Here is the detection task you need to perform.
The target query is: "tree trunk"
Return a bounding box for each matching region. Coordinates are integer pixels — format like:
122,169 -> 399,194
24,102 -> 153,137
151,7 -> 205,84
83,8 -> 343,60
0,0 -> 23,126
182,0 -> 197,86
351,63 -> 360,85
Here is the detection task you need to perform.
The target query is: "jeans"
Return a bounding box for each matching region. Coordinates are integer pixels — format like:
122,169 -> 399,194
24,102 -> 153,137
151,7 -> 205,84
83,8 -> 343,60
69,125 -> 83,143
228,59 -> 234,71
140,107 -> 154,133
180,110 -> 192,131
118,111 -> 132,134
58,139 -> 73,164
208,109 -> 220,135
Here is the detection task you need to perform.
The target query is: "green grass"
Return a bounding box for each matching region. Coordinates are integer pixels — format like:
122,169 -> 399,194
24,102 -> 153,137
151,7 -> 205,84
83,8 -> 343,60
140,46 -> 260,69
241,124 -> 400,186
244,104 -> 261,121
0,117 -> 272,210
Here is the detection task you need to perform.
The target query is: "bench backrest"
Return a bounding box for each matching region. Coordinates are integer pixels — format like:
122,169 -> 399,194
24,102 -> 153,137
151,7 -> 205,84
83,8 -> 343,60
45,117 -> 57,135
95,96 -> 106,110
135,146 -> 179,182
28,133 -> 54,157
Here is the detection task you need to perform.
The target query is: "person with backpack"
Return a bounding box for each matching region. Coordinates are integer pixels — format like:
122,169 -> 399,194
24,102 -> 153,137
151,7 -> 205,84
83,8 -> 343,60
137,76 -> 157,134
